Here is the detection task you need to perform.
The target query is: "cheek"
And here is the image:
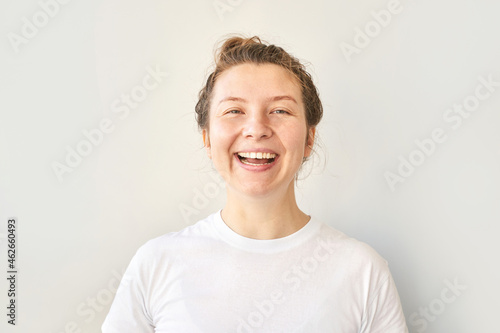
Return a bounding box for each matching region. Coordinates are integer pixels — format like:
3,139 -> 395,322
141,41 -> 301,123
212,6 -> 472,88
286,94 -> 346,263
282,126 -> 308,155
207,124 -> 237,158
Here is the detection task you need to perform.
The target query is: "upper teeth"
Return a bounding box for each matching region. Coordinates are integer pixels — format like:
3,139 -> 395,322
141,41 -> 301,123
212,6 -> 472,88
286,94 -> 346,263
238,152 -> 276,159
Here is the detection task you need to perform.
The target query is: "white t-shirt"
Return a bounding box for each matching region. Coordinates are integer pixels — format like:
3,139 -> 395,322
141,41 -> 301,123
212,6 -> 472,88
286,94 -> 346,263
102,210 -> 408,333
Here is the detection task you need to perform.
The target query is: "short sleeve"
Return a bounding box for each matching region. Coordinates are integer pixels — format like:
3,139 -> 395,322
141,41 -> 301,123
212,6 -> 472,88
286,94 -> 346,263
360,272 -> 408,333
101,245 -> 155,333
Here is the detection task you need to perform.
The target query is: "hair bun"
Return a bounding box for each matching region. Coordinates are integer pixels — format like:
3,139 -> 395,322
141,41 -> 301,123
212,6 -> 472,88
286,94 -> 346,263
219,36 -> 263,54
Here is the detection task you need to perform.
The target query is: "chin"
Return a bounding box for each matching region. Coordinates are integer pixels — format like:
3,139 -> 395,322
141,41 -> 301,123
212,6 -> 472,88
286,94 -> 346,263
240,182 -> 293,199
242,185 -> 272,197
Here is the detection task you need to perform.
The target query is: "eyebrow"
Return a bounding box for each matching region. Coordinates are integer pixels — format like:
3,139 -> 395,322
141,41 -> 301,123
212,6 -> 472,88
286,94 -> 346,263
217,95 -> 298,106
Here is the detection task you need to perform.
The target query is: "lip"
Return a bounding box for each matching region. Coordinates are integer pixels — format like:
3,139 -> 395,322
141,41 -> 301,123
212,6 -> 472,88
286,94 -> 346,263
236,148 -> 278,154
234,149 -> 279,172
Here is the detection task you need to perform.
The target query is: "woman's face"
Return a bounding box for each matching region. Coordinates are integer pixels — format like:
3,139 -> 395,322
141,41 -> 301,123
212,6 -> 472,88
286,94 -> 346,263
203,63 -> 315,199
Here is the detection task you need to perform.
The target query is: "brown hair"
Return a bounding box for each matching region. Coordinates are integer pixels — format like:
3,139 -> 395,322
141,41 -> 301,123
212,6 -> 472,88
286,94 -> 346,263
195,35 -> 323,134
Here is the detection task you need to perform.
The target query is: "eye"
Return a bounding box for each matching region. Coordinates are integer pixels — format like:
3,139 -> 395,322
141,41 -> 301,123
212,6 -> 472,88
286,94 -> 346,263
227,109 -> 243,114
272,109 -> 290,114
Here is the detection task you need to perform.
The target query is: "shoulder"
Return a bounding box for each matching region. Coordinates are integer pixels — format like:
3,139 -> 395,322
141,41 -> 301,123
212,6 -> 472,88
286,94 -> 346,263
315,221 -> 390,275
132,212 -> 219,262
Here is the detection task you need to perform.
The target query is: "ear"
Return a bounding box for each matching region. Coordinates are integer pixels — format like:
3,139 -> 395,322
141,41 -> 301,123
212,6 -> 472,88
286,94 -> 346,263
202,129 -> 212,159
304,127 -> 316,158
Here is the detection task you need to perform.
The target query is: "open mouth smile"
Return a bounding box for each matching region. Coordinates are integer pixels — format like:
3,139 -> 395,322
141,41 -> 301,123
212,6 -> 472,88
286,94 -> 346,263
236,152 -> 277,166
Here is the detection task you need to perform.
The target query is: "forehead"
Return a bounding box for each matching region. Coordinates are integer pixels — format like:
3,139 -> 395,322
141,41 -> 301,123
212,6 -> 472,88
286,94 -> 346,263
212,63 -> 302,104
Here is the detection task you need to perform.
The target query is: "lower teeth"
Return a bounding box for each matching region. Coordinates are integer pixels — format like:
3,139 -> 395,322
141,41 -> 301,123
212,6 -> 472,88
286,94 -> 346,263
242,161 -> 272,166
239,157 -> 275,166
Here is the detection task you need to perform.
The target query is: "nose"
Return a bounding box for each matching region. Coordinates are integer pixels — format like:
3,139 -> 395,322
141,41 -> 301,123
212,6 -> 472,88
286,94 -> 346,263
242,113 -> 272,140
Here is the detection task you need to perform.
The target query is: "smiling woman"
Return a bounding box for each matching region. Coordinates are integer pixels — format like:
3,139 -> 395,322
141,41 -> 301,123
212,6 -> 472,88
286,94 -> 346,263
203,62 -> 316,237
102,36 -> 409,332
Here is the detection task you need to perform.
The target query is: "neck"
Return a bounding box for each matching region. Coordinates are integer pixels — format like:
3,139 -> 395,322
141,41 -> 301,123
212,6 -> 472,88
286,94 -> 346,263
221,182 -> 310,240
